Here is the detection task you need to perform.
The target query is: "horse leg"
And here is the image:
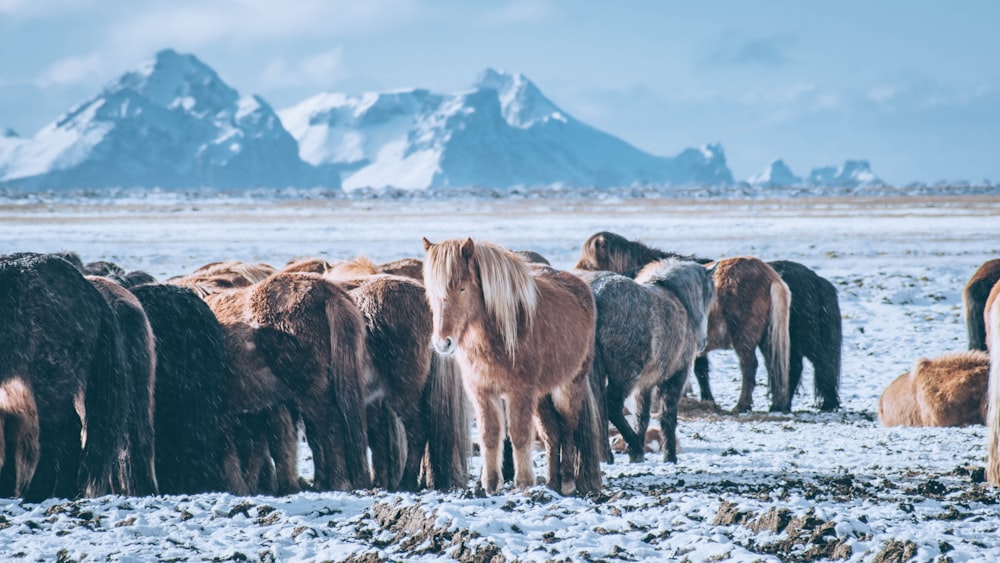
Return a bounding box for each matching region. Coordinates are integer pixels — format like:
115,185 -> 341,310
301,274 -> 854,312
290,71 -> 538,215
787,347 -> 804,411
399,411 -> 429,491
301,416 -> 328,490
606,384 -> 643,464
733,344 -> 759,413
658,370 -> 687,463
551,380 -> 588,497
693,355 -> 715,403
268,405 -> 300,495
471,389 -> 505,494
633,387 -> 653,457
506,393 -> 538,490
535,395 -> 561,492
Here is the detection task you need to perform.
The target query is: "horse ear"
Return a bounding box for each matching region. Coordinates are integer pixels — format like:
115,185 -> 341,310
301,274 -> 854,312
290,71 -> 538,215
704,261 -> 719,277
422,237 -> 434,251
461,238 -> 475,260
594,234 -> 606,250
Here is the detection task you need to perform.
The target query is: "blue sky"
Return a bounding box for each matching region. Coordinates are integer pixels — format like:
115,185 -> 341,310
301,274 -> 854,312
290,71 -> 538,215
1,0 -> 997,184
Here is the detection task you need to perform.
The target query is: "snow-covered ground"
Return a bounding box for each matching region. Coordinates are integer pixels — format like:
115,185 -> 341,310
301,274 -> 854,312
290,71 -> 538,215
1,193 -> 999,562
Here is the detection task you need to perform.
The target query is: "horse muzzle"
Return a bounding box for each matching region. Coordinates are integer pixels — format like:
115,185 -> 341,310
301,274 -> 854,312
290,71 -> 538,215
433,336 -> 457,355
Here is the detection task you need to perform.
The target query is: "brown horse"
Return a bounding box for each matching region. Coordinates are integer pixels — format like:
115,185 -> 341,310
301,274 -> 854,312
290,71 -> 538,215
986,279 -> 1000,351
964,259 -> 1000,351
0,253 -> 130,501
320,258 -> 471,491
986,294 -> 1000,486
878,351 -> 989,427
581,258 -> 715,464
173,265 -> 371,492
423,238 -> 601,496
86,276 -> 159,496
577,232 -> 792,413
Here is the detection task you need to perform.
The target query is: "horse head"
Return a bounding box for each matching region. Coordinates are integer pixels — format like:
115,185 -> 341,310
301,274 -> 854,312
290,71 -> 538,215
422,237 -> 481,356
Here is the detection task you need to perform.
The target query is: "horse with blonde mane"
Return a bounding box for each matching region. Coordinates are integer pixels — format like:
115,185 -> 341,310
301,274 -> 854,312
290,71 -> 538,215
423,238 -> 601,496
878,351 -> 989,427
986,282 -> 1000,486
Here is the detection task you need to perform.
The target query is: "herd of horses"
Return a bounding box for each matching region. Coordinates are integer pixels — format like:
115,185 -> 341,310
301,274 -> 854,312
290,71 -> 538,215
1,231 -> 997,501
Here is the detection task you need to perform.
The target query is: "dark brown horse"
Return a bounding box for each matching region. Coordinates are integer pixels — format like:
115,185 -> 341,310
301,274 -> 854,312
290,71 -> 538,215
580,258 -> 715,464
577,232 -> 792,413
878,351 -> 989,427
768,260 -> 842,411
0,253 -> 129,501
322,258 -> 471,491
86,276 -> 158,496
130,283 -> 235,495
985,279 -> 1000,352
423,238 -> 601,496
174,265 -> 372,492
964,259 -> 1000,351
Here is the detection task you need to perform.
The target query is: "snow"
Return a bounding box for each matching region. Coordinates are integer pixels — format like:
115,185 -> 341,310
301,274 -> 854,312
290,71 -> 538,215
0,191 -> 998,561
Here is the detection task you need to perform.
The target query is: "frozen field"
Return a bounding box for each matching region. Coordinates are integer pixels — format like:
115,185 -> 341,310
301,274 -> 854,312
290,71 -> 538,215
1,193 -> 999,562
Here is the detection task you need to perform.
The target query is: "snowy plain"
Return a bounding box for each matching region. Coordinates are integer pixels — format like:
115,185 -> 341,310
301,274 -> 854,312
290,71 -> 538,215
0,191 -> 999,562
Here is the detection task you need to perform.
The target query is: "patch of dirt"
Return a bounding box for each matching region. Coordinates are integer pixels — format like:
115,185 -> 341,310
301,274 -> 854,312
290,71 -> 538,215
355,501 -> 505,562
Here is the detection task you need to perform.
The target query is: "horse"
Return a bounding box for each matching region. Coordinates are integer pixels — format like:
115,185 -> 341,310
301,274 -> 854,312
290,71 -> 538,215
986,279 -> 1000,352
130,283 -> 235,494
576,232 -> 792,413
173,265 -> 371,492
423,238 -> 601,496
0,253 -> 129,501
86,276 -> 158,496
964,259 -> 1000,351
768,260 -> 842,411
320,257 -> 471,491
878,351 -> 989,427
986,292 -> 1000,486
580,258 -> 715,464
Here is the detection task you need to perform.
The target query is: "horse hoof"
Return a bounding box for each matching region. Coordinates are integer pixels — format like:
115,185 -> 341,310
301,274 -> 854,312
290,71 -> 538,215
732,404 -> 751,414
560,479 -> 577,497
628,452 -> 645,463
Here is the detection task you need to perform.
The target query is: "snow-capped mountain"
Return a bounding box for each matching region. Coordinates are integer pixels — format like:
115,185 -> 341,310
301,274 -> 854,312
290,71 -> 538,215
807,160 -> 882,188
0,49 -> 318,190
279,68 -> 733,190
748,159 -> 802,187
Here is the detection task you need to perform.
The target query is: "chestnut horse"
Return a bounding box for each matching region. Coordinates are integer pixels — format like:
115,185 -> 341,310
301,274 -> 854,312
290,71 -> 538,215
964,259 -> 1000,351
878,351 -> 989,427
174,265 -> 371,492
423,238 -> 601,496
985,279 -> 1000,352
577,232 -> 791,412
321,258 -> 471,491
580,258 -> 715,464
0,253 -> 129,501
986,292 -> 1000,486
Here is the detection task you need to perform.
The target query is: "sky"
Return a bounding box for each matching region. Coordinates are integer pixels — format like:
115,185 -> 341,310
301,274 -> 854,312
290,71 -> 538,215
1,0 -> 998,185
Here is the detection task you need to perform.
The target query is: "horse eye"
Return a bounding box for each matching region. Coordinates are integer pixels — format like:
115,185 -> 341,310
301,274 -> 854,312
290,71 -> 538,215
459,287 -> 466,293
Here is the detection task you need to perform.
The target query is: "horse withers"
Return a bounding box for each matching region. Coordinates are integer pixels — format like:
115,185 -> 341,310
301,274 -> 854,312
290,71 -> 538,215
423,238 -> 601,496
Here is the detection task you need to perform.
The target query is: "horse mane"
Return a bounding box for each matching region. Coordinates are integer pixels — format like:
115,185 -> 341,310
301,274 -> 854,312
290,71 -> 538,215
172,261 -> 276,297
425,239 -> 538,360
635,258 -> 714,332
578,231 -> 708,277
325,256 -> 379,282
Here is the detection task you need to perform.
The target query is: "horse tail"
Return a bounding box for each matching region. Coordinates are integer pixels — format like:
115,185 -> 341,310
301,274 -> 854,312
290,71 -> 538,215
589,344 -> 613,464
421,352 -> 471,490
766,278 -> 793,413
79,302 -> 130,498
0,377 -> 41,497
327,297 -> 373,489
986,298 -> 1000,485
966,286 -> 987,351
815,281 -> 843,411
574,369 -> 604,496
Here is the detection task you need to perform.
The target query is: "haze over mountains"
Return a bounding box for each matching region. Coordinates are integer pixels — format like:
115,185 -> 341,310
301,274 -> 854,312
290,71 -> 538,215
0,49 -> 885,192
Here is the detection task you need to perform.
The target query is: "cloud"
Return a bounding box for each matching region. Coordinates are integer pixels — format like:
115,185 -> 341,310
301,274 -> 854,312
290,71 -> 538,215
35,53 -> 104,88
109,0 -> 419,52
259,48 -> 347,91
704,33 -> 796,68
481,0 -> 557,25
0,0 -> 94,18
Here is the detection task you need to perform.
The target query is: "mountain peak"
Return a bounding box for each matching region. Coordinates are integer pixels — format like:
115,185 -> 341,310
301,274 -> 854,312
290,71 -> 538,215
1,128 -> 19,139
473,67 -> 562,128
749,158 -> 802,187
807,159 -> 881,187
111,49 -> 239,113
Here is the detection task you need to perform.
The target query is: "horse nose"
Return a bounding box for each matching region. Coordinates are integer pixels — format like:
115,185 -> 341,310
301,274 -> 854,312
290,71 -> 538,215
434,337 -> 456,355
